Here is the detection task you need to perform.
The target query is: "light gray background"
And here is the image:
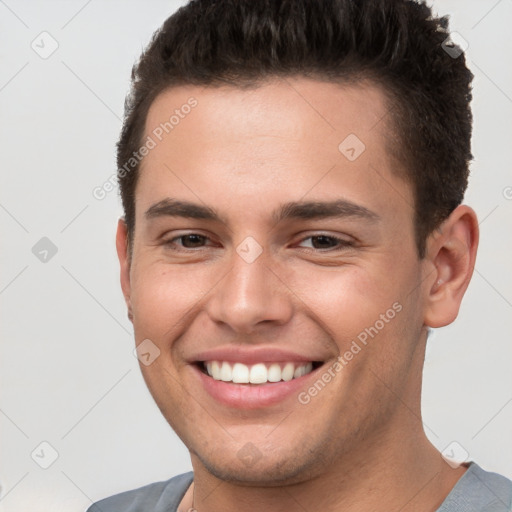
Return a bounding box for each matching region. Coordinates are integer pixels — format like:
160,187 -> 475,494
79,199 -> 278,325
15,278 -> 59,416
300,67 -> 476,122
1,1 -> 511,510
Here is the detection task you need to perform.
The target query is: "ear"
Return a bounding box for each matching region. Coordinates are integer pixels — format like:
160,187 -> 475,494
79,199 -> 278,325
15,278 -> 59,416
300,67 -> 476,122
423,205 -> 479,328
116,218 -> 133,322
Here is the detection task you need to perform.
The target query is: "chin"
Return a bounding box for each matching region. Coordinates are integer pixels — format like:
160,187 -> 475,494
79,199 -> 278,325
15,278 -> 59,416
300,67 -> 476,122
192,443 -> 327,487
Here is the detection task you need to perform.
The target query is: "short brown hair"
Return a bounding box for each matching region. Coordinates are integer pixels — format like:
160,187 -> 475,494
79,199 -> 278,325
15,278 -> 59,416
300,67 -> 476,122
117,0 -> 473,257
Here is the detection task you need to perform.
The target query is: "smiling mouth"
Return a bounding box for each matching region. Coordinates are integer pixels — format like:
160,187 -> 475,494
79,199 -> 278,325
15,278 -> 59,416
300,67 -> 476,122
196,360 -> 324,384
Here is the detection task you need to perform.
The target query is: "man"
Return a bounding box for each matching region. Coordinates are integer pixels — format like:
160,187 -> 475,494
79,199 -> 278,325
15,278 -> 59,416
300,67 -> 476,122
88,0 -> 512,510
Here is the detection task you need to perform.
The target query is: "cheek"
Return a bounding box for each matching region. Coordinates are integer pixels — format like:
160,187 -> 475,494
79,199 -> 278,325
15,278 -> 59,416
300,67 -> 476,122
130,263 -> 211,338
284,263 -> 401,339
288,260 -> 421,378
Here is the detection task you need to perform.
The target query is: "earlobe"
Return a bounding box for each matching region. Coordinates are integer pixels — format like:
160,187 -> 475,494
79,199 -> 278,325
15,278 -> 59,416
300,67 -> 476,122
115,218 -> 133,322
423,205 -> 479,328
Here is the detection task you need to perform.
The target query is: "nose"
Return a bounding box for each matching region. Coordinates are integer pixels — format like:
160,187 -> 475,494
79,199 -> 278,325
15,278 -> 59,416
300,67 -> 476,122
205,246 -> 294,335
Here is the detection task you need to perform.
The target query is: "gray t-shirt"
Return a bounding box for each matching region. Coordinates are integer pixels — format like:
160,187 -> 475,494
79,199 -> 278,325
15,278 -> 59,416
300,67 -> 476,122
86,462 -> 512,511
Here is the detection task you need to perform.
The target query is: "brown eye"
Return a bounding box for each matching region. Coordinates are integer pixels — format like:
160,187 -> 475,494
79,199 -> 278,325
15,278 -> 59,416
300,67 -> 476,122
297,235 -> 353,251
180,234 -> 207,248
165,233 -> 211,250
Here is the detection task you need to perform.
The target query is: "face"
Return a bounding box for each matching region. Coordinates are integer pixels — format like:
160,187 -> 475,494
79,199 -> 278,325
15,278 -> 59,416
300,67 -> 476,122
118,78 -> 433,484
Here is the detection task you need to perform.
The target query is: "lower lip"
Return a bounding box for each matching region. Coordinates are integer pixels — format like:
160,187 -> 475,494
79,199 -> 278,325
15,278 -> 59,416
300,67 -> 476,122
192,364 -> 323,409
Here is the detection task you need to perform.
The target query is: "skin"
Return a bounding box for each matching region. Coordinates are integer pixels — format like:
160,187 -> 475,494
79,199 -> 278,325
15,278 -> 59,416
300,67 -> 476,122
116,77 -> 479,512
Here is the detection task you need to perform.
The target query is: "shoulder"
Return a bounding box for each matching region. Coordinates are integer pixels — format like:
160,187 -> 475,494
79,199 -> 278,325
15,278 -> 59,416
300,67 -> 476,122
85,471 -> 194,512
439,462 -> 512,512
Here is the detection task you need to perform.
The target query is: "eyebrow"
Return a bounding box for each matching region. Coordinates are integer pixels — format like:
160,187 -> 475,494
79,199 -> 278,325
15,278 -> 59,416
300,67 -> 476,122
144,198 -> 380,225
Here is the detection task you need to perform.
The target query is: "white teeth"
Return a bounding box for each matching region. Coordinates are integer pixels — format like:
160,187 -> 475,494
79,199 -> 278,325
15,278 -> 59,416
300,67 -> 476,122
204,360 -> 315,384
211,361 -> 221,380
282,362 -> 295,381
232,362 -> 249,383
220,361 -> 232,382
249,363 -> 267,384
267,363 -> 282,382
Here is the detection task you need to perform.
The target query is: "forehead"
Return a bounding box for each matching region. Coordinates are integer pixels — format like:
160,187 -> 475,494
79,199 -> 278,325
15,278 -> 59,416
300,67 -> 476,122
144,77 -> 392,150
137,78 -> 411,225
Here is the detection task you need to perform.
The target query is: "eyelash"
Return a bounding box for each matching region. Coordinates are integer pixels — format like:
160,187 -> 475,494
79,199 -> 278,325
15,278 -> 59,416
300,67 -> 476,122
163,233 -> 354,252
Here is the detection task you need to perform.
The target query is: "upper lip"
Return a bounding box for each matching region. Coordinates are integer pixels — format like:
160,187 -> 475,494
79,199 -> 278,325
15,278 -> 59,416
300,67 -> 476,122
189,346 -> 327,365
